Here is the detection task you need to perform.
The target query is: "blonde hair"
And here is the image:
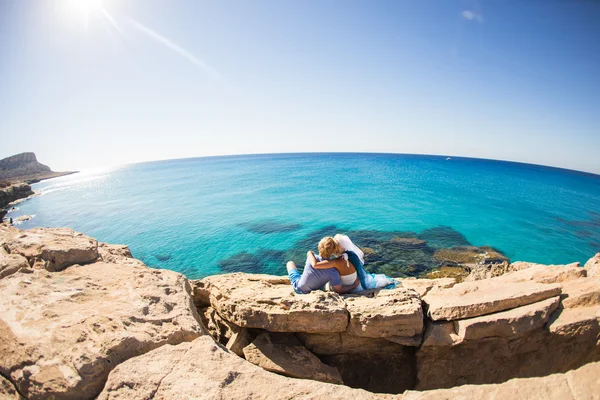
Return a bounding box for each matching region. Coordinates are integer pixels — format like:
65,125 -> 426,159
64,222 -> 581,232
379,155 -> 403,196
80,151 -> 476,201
318,236 -> 344,259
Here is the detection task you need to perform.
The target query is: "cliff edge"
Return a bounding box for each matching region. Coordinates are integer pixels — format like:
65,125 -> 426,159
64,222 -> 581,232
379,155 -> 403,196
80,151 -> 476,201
0,224 -> 599,399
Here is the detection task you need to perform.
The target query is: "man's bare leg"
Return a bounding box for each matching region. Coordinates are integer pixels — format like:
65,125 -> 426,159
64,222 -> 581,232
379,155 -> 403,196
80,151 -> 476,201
286,261 -> 297,274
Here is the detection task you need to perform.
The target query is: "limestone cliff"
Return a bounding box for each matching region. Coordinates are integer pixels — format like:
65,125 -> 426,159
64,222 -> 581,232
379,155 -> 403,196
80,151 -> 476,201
0,183 -> 33,210
0,224 -> 599,399
192,264 -> 600,394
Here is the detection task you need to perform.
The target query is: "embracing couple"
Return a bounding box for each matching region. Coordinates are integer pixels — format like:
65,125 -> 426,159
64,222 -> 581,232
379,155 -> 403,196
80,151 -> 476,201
286,234 -> 397,295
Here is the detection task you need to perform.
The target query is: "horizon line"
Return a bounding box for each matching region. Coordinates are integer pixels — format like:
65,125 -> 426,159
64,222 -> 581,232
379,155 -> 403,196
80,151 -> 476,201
91,151 -> 600,179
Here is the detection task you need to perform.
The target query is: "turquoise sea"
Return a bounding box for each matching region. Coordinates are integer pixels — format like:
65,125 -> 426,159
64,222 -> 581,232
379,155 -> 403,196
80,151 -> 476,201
8,153 -> 600,279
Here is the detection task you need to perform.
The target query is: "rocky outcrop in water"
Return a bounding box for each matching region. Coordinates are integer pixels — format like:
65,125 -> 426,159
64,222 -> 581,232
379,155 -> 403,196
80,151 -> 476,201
1,224 -> 599,399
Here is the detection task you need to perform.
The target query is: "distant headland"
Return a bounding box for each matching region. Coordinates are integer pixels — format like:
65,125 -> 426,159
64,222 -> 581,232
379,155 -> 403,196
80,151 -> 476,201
0,152 -> 77,219
0,152 -> 76,184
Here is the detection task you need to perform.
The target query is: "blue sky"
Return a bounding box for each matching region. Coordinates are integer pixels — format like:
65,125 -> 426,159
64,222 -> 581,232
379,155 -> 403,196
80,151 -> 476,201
1,0 -> 599,173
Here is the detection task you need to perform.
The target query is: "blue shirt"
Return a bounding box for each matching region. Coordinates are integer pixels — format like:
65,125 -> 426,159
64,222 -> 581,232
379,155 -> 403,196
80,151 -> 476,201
295,254 -> 341,294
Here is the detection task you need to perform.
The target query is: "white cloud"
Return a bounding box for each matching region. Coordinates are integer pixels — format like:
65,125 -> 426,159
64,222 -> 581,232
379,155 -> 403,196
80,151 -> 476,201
461,10 -> 484,23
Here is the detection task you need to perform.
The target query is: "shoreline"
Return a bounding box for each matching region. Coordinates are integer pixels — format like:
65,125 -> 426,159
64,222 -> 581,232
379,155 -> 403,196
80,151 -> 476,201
9,170 -> 78,185
0,171 -> 78,221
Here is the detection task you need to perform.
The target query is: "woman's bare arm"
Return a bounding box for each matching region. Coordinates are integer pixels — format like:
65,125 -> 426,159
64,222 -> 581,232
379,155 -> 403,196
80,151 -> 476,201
307,251 -> 346,270
332,277 -> 360,294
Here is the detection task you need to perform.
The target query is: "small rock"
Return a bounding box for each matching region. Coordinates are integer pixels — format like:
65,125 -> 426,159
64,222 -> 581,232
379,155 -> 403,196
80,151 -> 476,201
226,327 -> 254,357
559,278 -> 600,308
420,321 -> 462,347
0,252 -> 29,279
242,332 -> 343,384
547,306 -> 600,336
423,278 -> 562,321
454,296 -> 560,341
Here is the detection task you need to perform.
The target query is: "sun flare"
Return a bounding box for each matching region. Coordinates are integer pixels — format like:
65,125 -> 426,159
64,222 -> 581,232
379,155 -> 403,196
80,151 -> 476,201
64,0 -> 105,27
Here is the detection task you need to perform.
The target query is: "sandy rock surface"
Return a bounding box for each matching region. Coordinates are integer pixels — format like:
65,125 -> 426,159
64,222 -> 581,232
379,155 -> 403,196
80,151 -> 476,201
499,263 -> 585,284
416,306 -> 600,391
0,250 -> 29,279
547,306 -> 600,336
243,332 -> 343,384
344,286 -> 423,338
2,226 -> 600,399
97,243 -> 144,267
421,321 -> 462,347
423,277 -> 561,320
201,306 -> 241,344
0,261 -> 203,400
585,253 -> 600,277
0,375 -> 19,400
192,273 -> 349,332
404,361 -> 600,400
98,336 -> 395,400
226,327 -> 253,356
560,278 -> 600,308
401,277 -> 456,297
454,296 -> 560,341
2,227 -> 98,272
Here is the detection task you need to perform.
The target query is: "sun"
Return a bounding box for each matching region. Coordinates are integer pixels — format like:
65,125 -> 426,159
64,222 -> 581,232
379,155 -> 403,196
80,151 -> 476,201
64,0 -> 105,27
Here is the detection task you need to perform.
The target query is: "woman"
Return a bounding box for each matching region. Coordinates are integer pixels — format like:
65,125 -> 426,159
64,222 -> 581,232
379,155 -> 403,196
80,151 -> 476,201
288,246 -> 358,294
308,237 -> 359,289
310,234 -> 398,292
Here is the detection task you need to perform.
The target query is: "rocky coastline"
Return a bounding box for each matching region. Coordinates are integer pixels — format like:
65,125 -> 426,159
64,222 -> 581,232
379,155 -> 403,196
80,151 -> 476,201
0,224 -> 599,399
0,152 -> 78,222
0,183 -> 34,209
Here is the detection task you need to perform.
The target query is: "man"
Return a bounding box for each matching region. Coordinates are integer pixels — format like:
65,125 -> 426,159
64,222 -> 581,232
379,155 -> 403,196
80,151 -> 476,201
286,250 -> 359,294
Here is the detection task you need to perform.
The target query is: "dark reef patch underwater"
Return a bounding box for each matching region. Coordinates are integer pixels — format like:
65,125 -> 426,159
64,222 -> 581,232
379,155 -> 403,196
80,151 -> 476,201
218,225 -> 509,279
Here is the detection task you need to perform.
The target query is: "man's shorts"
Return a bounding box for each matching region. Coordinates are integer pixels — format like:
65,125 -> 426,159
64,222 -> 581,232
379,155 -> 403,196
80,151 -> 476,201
288,269 -> 304,294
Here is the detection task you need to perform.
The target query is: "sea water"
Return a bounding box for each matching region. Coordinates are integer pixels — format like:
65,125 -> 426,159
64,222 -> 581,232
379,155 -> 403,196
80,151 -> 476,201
8,153 -> 600,279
